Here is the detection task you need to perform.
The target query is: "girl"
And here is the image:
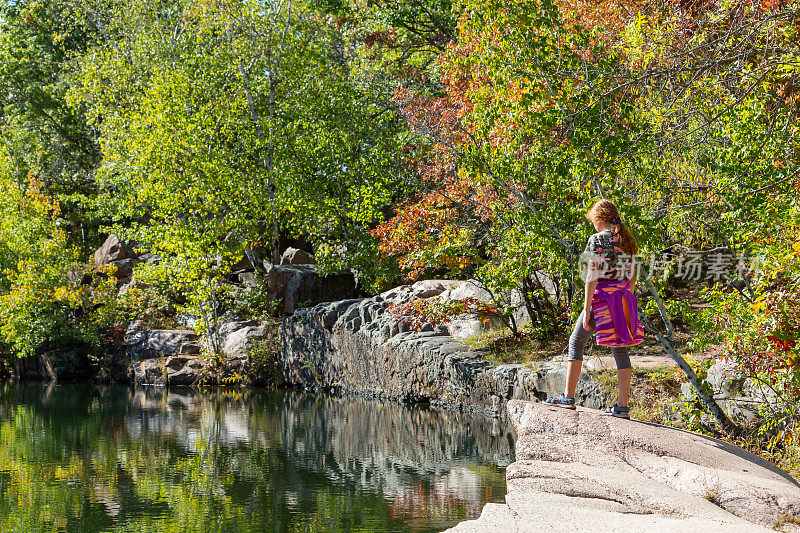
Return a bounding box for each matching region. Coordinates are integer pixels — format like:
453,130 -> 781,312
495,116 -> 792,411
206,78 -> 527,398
545,199 -> 644,418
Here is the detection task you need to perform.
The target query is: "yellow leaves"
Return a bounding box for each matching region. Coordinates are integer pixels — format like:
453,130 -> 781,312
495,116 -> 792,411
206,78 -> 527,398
221,372 -> 243,385
792,242 -> 800,253
53,285 -> 87,309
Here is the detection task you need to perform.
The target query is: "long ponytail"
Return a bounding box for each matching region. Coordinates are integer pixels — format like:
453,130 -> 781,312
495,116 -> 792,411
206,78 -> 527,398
586,199 -> 638,256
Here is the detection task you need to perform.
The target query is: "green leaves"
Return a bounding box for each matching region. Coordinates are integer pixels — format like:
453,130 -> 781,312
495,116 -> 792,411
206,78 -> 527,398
67,0 -> 415,294
74,0 -> 286,280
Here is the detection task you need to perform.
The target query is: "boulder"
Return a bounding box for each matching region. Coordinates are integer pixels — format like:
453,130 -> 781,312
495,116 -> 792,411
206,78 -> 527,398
279,247 -> 316,265
379,280 -> 461,304
514,361 -> 605,408
125,329 -> 199,361
118,280 -> 134,297
266,263 -> 357,315
178,342 -> 201,355
448,284 -> 535,335
238,271 -> 260,288
131,351 -> 250,387
137,252 -> 161,265
438,276 -> 556,333
409,279 -> 458,299
378,284 -> 411,302
445,316 -> 491,340
109,258 -> 136,279
222,325 -> 268,358
131,358 -> 165,385
445,400 -> 800,533
177,313 -> 200,329
378,280 -> 500,340
443,280 -> 494,303
165,356 -> 189,368
166,364 -> 200,386
94,234 -> 130,266
215,314 -> 258,339
93,236 -> 157,282
131,354 -> 204,386
12,349 -> 92,382
681,359 -> 776,424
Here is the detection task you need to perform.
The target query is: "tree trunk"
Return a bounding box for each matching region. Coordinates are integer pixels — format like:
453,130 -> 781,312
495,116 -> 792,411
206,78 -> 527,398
646,279 -> 674,340
231,0 -> 294,265
521,276 -> 538,326
641,279 -> 737,434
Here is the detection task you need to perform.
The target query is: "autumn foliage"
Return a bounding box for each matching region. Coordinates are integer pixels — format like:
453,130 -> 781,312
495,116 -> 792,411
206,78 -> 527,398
388,297 -> 499,331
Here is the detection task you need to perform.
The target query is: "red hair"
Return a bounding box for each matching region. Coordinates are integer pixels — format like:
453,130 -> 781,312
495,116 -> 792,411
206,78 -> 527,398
586,199 -> 638,256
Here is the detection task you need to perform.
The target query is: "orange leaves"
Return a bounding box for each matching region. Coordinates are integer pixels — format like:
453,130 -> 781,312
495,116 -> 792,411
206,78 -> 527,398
25,176 -> 61,221
363,29 -> 397,48
392,87 -> 468,143
379,80 -> 488,281
556,0 -> 650,44
377,0 -> 556,282
370,163 -> 510,281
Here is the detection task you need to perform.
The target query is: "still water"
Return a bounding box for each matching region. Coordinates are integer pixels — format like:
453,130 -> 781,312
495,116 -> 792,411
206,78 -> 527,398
0,384 -> 514,532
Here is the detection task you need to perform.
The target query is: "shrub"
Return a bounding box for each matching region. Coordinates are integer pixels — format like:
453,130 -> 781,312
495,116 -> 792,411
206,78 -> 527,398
387,297 -> 498,331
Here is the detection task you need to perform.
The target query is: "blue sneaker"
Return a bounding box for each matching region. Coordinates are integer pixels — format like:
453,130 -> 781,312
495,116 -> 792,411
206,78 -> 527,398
544,394 -> 576,410
603,404 -> 630,419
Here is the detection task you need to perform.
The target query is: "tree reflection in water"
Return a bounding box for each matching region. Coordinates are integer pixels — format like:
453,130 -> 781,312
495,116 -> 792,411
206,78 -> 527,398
0,383 -> 513,532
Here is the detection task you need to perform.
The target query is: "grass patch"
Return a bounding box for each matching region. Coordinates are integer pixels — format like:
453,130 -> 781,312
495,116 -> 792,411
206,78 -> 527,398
703,485 -> 723,507
462,326 -> 568,365
593,364 -> 685,424
776,513 -> 800,532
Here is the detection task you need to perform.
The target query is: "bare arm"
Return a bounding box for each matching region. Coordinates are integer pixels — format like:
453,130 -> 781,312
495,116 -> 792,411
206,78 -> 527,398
583,269 -> 598,330
629,263 -> 636,293
584,278 -> 597,316
581,234 -> 600,330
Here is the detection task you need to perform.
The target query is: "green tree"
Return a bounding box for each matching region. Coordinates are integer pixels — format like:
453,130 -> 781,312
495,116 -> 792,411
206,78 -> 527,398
0,0 -> 101,250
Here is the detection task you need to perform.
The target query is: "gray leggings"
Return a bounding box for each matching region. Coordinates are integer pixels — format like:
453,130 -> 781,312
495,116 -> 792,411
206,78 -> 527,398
568,309 -> 632,370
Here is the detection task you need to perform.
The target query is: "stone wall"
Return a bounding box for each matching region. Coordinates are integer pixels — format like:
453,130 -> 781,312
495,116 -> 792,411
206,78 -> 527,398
280,282 -> 606,417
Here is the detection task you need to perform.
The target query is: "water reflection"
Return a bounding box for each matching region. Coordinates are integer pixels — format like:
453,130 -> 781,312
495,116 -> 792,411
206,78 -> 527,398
0,384 -> 514,532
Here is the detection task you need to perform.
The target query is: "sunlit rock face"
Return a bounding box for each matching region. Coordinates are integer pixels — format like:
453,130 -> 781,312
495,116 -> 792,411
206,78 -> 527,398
445,400 -> 800,533
281,280 -> 605,416
279,247 -> 316,265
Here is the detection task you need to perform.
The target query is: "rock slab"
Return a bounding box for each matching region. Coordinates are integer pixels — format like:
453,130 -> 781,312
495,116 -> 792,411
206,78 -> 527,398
444,399 -> 800,532
125,329 -> 199,361
126,321 -> 262,386
267,264 -> 357,315
279,247 -> 316,265
12,349 -> 92,381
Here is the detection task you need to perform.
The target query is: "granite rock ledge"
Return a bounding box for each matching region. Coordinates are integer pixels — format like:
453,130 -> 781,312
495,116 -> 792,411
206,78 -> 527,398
445,399 -> 800,533
280,282 -> 605,416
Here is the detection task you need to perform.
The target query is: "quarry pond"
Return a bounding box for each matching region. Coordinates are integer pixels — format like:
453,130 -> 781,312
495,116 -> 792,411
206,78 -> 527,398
0,384 -> 514,532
